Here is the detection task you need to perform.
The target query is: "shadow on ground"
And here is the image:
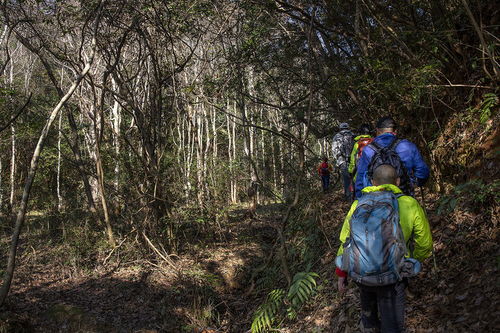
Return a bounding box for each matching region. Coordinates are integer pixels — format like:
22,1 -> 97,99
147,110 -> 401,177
1,203 -> 288,332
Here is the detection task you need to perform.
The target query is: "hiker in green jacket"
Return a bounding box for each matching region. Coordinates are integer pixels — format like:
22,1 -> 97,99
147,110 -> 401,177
348,124 -> 373,181
335,164 -> 433,332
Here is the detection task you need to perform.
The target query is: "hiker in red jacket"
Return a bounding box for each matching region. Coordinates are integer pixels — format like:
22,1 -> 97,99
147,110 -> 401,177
317,157 -> 333,193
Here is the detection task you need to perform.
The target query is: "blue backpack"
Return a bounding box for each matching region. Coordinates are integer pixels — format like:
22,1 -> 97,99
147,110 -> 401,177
335,191 -> 420,286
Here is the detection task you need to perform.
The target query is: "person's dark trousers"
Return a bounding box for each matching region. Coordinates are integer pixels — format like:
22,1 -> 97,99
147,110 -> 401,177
321,175 -> 330,192
358,281 -> 406,333
341,166 -> 352,201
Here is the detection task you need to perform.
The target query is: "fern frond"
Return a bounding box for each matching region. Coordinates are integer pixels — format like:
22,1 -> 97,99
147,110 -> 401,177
251,289 -> 284,333
286,271 -> 319,310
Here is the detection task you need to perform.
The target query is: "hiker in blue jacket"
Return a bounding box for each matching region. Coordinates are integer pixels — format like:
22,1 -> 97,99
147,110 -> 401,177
355,117 -> 430,199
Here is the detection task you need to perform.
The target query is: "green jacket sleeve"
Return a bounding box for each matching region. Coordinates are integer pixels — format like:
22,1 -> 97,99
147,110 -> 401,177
336,201 -> 358,256
348,142 -> 358,174
411,202 -> 433,261
398,196 -> 433,261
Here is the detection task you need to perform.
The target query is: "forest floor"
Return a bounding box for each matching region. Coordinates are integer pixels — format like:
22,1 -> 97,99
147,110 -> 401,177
1,186 -> 499,332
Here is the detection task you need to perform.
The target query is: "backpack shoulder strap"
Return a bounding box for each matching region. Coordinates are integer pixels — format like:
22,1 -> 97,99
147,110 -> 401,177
369,141 -> 382,153
388,138 -> 402,151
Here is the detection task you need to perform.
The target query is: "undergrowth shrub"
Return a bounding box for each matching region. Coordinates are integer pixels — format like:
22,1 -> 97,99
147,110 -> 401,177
437,179 -> 500,215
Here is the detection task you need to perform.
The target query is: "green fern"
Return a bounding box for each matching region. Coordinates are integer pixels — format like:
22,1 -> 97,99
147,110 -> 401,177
479,93 -> 498,123
250,271 -> 320,332
251,289 -> 284,333
471,93 -> 498,123
286,272 -> 319,319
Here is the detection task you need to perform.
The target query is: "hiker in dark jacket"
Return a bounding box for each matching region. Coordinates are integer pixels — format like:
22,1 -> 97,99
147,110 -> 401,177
332,123 -> 354,201
354,117 -> 430,199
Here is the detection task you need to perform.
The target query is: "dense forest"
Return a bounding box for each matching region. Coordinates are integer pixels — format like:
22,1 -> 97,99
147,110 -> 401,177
0,0 -> 498,332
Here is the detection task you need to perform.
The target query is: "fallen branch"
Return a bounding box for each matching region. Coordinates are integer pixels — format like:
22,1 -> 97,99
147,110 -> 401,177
103,229 -> 135,264
142,232 -> 179,274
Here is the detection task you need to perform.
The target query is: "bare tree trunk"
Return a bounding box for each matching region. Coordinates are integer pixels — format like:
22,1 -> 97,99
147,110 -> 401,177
66,110 -> 98,213
246,71 -> 259,211
92,66 -> 116,247
239,88 -> 259,214
8,57 -> 15,212
82,107 -> 101,206
56,111 -> 62,212
231,104 -> 237,203
202,101 -> 211,200
260,107 -> 265,203
279,135 -> 285,197
95,147 -> 115,246
208,105 -> 218,200
212,106 -> 217,169
249,108 -> 257,207
195,100 -> 204,208
9,124 -> 15,212
111,77 -> 121,193
271,132 -> 277,195
226,110 -> 236,204
0,41 -> 96,305
184,110 -> 195,199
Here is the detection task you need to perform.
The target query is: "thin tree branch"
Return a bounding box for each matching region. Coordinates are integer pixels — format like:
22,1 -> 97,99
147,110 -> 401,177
0,93 -> 31,133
